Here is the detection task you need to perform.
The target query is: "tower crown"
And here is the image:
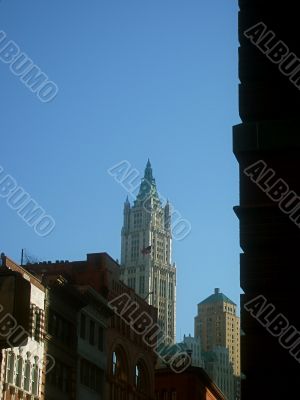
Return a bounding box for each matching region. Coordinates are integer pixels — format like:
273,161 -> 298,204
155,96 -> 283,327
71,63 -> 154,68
124,195 -> 130,208
144,158 -> 153,181
135,159 -> 160,206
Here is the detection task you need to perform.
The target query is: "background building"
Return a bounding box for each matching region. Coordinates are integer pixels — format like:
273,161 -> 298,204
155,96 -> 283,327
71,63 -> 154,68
181,334 -> 203,368
194,288 -> 240,377
202,346 -> 234,400
194,288 -> 240,400
120,160 -> 176,342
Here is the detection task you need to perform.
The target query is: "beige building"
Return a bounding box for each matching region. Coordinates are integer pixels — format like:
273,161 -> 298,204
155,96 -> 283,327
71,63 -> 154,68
120,160 -> 176,342
194,288 -> 240,377
0,255 -> 45,400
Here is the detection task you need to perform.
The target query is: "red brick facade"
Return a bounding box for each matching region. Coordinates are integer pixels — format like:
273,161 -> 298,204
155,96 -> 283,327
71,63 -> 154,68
155,366 -> 226,400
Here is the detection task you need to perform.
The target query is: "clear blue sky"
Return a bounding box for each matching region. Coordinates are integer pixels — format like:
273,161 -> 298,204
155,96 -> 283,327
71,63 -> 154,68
1,0 -> 240,340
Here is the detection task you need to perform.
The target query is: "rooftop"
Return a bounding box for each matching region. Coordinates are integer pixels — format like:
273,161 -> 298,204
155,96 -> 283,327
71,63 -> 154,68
199,288 -> 236,306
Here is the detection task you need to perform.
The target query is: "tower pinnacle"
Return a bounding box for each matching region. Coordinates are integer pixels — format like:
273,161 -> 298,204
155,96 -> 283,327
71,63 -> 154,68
144,158 -> 153,181
124,195 -> 130,207
135,159 -> 160,205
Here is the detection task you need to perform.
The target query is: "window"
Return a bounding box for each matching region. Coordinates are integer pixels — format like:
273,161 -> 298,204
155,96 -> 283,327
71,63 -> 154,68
24,361 -> 31,392
135,364 -> 140,387
6,352 -> 15,384
139,276 -> 145,295
134,361 -> 148,393
16,357 -> 23,387
48,310 -> 73,346
89,320 -> 95,346
32,365 -> 39,396
80,358 -> 102,393
133,212 -> 142,228
98,326 -> 103,351
169,282 -> 173,299
30,305 -> 44,343
112,350 -> 127,382
80,314 -> 86,339
112,352 -> 117,376
48,360 -> 71,393
154,278 -> 157,294
128,277 -> 136,290
131,234 -> 140,261
160,280 -> 166,297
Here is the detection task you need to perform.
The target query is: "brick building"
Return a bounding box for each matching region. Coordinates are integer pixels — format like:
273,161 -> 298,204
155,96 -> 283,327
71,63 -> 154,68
27,252 -> 158,400
155,366 -> 226,400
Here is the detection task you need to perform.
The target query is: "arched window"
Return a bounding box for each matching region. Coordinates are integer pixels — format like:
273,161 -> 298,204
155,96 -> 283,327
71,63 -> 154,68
135,364 -> 140,387
110,347 -> 129,400
112,352 -> 118,376
111,349 -> 128,382
134,360 -> 149,394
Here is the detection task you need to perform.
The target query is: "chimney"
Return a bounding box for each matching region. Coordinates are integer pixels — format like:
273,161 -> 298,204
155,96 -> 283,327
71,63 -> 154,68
214,288 -> 220,295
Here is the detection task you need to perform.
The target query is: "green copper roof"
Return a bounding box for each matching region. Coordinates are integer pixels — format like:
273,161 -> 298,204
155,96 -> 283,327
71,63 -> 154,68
199,289 -> 236,306
135,159 -> 160,205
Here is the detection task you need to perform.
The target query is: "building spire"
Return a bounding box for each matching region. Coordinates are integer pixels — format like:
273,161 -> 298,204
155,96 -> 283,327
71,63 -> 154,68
144,158 -> 153,182
124,195 -> 130,207
135,159 -> 160,205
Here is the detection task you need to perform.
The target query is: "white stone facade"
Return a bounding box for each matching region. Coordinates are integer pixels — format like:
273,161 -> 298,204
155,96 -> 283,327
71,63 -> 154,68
120,160 -> 176,342
182,334 -> 204,368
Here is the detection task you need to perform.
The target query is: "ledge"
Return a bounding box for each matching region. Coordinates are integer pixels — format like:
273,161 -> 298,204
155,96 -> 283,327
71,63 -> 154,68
233,120 -> 300,153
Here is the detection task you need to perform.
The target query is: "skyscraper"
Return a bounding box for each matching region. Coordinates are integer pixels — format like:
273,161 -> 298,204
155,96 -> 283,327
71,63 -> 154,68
120,160 -> 176,342
202,346 -> 235,400
181,334 -> 204,368
194,288 -> 240,377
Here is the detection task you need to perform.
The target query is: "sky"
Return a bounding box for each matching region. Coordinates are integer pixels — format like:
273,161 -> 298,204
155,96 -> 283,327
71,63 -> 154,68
0,0 -> 240,340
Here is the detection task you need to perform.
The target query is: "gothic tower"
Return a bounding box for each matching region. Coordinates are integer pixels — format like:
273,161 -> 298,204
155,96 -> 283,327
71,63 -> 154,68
120,160 -> 176,342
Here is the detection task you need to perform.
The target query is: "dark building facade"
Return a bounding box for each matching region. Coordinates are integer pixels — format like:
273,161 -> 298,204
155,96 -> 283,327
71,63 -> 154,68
234,0 -> 300,397
43,278 -> 85,400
